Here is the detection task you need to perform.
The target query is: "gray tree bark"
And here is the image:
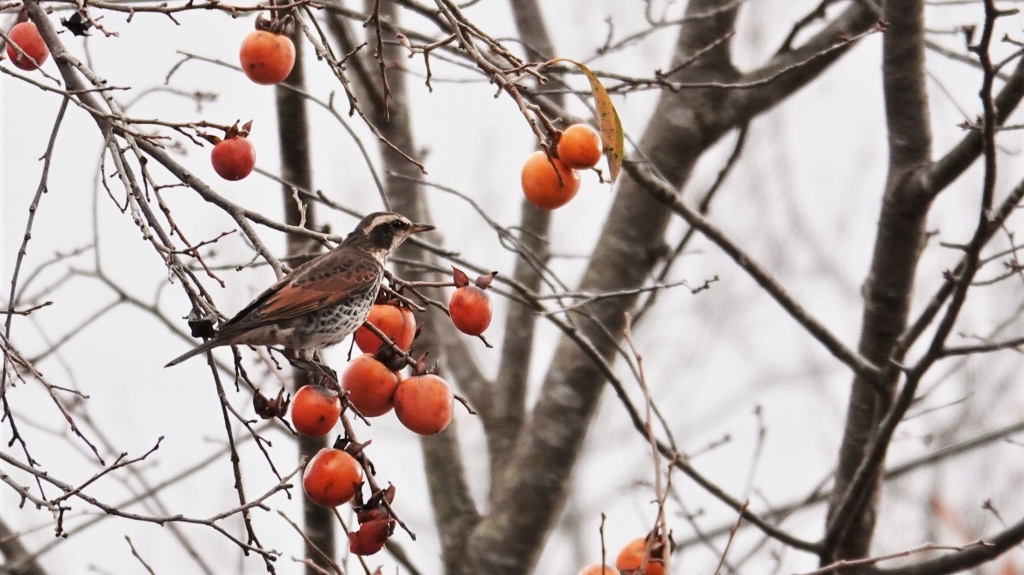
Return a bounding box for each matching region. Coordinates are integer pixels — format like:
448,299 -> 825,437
273,27 -> 334,575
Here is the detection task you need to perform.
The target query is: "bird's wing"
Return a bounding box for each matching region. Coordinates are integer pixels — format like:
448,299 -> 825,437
222,249 -> 382,331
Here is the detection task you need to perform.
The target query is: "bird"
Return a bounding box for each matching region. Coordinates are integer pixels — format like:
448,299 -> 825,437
165,212 -> 434,367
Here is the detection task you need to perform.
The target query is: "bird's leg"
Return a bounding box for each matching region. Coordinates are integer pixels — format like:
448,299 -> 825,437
311,351 -> 339,386
305,361 -> 339,390
287,351 -> 339,390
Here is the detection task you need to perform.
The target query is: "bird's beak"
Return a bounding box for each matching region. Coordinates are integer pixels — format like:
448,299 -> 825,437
409,223 -> 435,234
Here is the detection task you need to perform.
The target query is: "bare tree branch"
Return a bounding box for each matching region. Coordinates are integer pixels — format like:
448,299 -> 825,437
624,159 -> 883,382
823,0 -> 933,564
871,517 -> 1024,575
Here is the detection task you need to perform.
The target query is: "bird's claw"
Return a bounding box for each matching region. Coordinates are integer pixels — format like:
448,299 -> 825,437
291,356 -> 339,390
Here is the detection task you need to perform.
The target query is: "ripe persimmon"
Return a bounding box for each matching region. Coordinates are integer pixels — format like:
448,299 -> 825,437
354,304 -> 416,354
302,448 -> 363,507
576,565 -> 621,575
211,136 -> 256,181
239,29 -> 295,85
449,285 -> 491,336
6,21 -> 48,71
341,354 -> 401,417
615,537 -> 666,575
521,150 -> 580,210
393,373 -> 454,435
290,385 -> 341,437
557,124 -> 603,170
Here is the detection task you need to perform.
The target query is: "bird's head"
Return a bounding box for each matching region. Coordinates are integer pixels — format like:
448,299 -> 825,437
347,212 -> 435,255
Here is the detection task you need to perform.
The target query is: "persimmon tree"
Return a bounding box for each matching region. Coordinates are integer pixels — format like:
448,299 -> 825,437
2,0 -> 1024,574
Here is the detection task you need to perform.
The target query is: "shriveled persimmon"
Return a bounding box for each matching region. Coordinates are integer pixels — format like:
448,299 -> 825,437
290,385 -> 341,437
239,29 -> 295,85
393,372 -> 454,435
615,537 -> 666,575
6,21 -> 49,71
557,124 -> 603,170
521,150 -> 580,210
576,565 -> 621,575
349,515 -> 393,556
341,354 -> 401,417
448,267 -> 494,336
354,304 -> 416,354
302,447 -> 363,507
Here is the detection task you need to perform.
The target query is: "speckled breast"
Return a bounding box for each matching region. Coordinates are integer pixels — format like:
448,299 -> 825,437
295,278 -> 382,349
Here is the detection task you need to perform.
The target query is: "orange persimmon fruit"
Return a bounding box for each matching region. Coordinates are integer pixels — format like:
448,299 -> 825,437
211,136 -> 256,181
290,385 -> 341,437
354,304 -> 416,353
557,124 -> 603,170
520,150 -> 580,210
302,447 -> 363,507
615,537 -> 666,575
6,21 -> 48,71
341,354 -> 401,417
393,373 -> 454,435
239,29 -> 295,85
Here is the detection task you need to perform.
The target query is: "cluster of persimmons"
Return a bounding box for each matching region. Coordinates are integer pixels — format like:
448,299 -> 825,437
521,123 -> 605,210
282,267 -> 494,555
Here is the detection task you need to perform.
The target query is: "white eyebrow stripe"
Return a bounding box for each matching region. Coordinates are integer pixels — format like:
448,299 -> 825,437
366,214 -> 396,230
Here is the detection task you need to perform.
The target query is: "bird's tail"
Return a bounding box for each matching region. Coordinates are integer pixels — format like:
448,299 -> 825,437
164,337 -> 227,367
